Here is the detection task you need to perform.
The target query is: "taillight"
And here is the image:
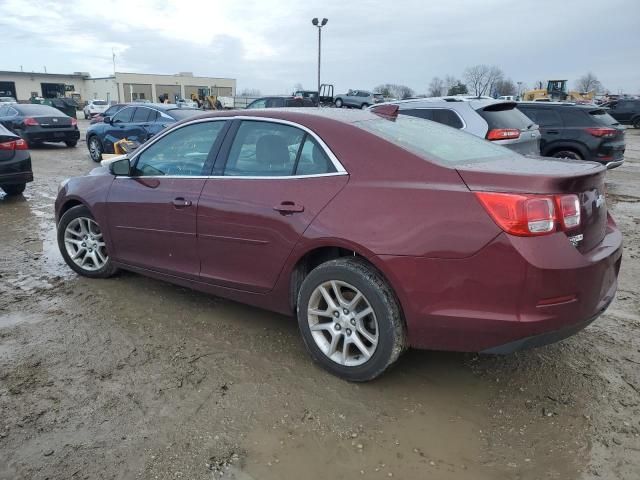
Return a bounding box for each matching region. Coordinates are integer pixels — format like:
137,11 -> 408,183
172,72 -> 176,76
557,194 -> 580,229
23,117 -> 39,126
585,127 -> 617,138
71,118 -> 78,126
475,192 -> 581,237
486,128 -> 520,141
0,138 -> 28,150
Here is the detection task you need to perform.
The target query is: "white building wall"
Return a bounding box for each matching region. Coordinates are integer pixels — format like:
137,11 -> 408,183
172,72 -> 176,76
84,78 -> 119,104
0,72 -> 89,101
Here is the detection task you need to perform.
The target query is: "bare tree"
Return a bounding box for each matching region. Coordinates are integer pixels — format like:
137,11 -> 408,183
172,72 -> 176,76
427,77 -> 446,97
575,72 -> 603,93
239,88 -> 261,97
463,65 -> 504,97
375,83 -> 415,100
494,78 -> 517,97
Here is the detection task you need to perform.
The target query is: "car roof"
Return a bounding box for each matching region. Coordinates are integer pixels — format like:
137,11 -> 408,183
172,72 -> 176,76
517,101 -> 597,109
182,107 -> 380,126
379,96 -> 513,110
120,103 -> 191,111
13,103 -> 65,114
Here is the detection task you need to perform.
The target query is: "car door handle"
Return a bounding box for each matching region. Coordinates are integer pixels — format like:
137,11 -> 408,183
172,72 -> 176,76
273,201 -> 304,215
172,197 -> 192,208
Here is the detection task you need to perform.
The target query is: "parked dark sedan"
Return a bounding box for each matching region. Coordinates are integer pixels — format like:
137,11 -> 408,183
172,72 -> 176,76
89,103 -> 128,124
517,102 -> 625,168
85,103 -> 202,161
55,107 -> 621,381
0,103 -> 80,147
0,123 -> 32,196
603,98 -> 640,128
246,96 -> 314,108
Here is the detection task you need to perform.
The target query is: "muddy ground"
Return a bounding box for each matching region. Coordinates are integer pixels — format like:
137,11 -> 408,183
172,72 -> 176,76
0,120 -> 639,480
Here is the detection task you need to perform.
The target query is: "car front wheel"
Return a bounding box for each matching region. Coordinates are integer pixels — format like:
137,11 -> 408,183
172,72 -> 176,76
297,258 -> 406,381
361,103 -> 369,109
57,205 -> 117,278
334,98 -> 343,108
88,136 -> 103,162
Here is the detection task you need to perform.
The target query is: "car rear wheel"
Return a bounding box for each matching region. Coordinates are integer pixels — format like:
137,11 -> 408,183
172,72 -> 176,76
1,183 -> 26,196
297,258 -> 406,381
65,140 -> 77,147
335,98 -> 343,108
57,205 -> 117,278
552,150 -> 582,160
88,136 -> 103,162
361,103 -> 369,109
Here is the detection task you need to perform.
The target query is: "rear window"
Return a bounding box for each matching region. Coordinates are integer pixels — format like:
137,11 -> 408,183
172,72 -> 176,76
167,108 -> 204,120
558,109 -> 592,127
589,109 -> 620,126
518,107 -> 562,127
93,100 -> 107,105
477,103 -> 532,129
15,104 -> 61,116
355,116 -> 516,166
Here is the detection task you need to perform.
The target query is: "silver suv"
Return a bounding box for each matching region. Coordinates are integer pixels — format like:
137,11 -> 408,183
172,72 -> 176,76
373,97 -> 541,155
334,90 -> 385,109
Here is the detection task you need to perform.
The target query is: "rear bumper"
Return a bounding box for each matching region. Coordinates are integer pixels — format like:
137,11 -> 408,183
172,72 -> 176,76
23,127 -> 80,144
378,215 -> 622,352
605,159 -> 624,169
0,154 -> 33,185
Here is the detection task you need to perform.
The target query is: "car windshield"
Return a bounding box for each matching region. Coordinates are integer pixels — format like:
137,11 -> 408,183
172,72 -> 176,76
92,100 -> 107,105
590,109 -> 620,126
355,115 -> 517,165
167,108 -> 204,120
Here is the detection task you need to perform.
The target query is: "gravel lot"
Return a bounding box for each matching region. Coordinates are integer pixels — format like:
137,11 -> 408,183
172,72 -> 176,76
1,119 -> 639,480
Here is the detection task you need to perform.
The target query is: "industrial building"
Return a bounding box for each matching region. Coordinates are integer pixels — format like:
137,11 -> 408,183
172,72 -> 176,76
0,70 -> 236,104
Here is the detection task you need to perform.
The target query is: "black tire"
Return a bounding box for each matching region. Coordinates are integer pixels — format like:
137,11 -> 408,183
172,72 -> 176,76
297,258 -> 406,381
87,135 -> 103,162
2,183 -> 26,196
65,140 -> 77,147
551,149 -> 583,160
633,117 -> 640,129
361,103 -> 369,109
334,98 -> 343,108
57,205 -> 118,278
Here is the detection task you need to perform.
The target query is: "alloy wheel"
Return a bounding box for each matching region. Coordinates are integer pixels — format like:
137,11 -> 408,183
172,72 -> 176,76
307,280 -> 379,366
89,137 -> 101,161
63,217 -> 108,271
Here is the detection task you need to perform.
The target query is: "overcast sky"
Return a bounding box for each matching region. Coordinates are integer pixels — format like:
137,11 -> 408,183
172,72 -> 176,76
1,0 -> 639,95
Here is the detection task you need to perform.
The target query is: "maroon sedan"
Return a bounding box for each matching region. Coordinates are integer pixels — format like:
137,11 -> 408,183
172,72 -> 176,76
55,107 -> 622,381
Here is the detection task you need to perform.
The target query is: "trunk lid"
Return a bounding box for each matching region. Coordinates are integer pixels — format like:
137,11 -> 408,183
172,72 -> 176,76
457,156 -> 607,252
31,115 -> 72,128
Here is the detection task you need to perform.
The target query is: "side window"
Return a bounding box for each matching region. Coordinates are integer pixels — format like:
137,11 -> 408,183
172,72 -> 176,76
133,121 -> 226,177
432,109 -> 464,129
401,109 -> 434,121
247,99 -> 267,109
559,109 -> 591,127
267,98 -> 285,108
359,91 -> 369,97
131,107 -> 150,123
295,137 -> 337,175
112,107 -> 134,124
147,109 -> 159,122
224,121 -> 305,176
520,108 -> 561,127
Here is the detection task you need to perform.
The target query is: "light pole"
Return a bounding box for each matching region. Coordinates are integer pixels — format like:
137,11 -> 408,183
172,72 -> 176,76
312,18 -> 328,98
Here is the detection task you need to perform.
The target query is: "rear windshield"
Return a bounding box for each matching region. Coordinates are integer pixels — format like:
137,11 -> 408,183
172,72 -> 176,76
93,100 -> 107,105
16,104 -> 62,115
355,116 -> 517,166
589,109 -> 620,126
167,108 -> 204,120
477,103 -> 533,129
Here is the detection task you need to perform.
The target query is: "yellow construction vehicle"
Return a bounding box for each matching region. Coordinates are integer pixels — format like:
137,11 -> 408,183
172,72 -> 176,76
190,88 -> 221,110
522,80 -> 595,103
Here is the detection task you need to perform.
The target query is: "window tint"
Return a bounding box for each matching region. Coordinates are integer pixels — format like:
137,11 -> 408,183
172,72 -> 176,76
247,99 -> 267,109
295,137 -> 337,175
559,109 -> 592,127
359,91 -> 370,97
355,116 -> 516,166
112,107 -> 134,124
104,105 -> 122,117
478,104 -> 532,129
224,121 -> 305,176
518,107 -> 562,127
267,98 -> 285,108
589,109 -> 620,126
147,109 -> 159,122
131,107 -> 150,123
401,109 -> 433,121
133,121 -> 225,177
400,109 -> 463,129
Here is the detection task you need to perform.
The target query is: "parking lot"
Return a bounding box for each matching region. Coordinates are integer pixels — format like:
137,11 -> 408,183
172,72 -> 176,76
0,119 -> 639,479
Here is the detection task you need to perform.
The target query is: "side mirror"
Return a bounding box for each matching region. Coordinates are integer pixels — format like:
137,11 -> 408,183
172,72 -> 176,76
103,115 -> 111,124
109,157 -> 131,176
